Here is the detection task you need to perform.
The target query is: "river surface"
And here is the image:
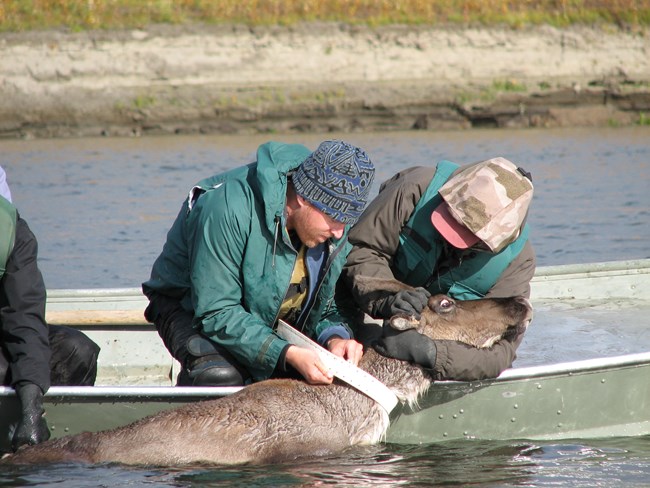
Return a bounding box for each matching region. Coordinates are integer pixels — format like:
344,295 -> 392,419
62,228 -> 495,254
2,126 -> 649,289
1,126 -> 650,487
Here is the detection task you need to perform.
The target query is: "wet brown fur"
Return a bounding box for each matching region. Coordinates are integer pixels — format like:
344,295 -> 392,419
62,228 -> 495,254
4,281 -> 532,466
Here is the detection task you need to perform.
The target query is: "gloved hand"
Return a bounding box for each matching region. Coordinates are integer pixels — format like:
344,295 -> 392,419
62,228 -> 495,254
12,382 -> 50,451
373,327 -> 438,370
375,288 -> 431,319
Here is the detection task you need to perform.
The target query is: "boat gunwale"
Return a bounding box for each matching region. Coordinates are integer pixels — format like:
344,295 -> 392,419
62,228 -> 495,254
531,258 -> 650,277
2,351 -> 650,398
44,259 -> 650,302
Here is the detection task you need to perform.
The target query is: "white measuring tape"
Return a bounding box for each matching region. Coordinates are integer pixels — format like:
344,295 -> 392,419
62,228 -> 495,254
276,320 -> 399,414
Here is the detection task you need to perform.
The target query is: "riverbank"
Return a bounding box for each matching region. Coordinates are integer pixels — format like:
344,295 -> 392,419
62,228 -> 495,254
1,23 -> 649,139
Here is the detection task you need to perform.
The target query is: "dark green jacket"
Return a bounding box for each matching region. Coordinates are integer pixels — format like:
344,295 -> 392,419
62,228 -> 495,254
0,196 -> 17,277
143,142 -> 353,380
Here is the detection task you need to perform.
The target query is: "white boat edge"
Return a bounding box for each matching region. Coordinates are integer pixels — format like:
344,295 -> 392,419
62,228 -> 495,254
1,349 -> 649,397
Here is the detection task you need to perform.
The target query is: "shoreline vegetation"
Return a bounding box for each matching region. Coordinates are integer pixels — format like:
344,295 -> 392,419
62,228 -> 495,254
1,1 -> 649,139
2,0 -> 650,31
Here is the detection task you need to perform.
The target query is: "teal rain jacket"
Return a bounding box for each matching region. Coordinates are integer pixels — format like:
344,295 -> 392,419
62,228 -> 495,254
143,142 -> 354,381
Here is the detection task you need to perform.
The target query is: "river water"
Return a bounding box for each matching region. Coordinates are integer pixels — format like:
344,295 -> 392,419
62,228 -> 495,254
1,126 -> 650,486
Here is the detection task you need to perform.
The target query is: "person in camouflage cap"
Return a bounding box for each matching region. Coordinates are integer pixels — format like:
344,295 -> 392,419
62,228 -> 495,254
342,157 -> 535,382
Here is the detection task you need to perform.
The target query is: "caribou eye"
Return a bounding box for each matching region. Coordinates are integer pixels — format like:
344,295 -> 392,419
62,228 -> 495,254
436,297 -> 455,313
440,298 -> 453,308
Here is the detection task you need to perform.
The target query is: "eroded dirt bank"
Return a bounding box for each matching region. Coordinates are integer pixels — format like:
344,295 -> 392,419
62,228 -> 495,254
1,23 -> 649,139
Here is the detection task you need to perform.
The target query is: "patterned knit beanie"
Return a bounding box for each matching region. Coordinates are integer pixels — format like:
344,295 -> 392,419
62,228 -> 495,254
292,140 -> 375,225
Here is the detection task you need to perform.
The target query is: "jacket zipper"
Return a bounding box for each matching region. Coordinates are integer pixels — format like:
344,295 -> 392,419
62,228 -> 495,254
272,215 -> 280,268
270,213 -> 298,329
296,236 -> 348,333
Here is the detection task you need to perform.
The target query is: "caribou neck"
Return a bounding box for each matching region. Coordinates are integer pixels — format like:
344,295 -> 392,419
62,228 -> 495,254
360,348 -> 433,406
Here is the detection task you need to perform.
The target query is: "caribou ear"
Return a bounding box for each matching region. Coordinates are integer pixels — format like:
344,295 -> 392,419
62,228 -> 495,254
388,314 -> 419,331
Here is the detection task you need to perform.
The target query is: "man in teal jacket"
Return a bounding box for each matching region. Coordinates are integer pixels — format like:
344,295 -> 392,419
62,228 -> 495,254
143,140 -> 375,386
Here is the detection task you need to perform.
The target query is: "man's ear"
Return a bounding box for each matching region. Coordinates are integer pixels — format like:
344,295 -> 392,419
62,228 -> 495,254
295,194 -> 308,208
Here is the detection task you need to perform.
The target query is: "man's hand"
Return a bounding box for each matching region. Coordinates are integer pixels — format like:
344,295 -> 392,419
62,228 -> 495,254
285,346 -> 334,385
12,383 -> 50,451
327,337 -> 363,366
376,288 -> 431,319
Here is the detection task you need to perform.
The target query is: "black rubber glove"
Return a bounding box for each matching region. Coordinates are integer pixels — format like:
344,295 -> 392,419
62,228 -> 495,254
375,288 -> 431,319
12,383 -> 50,451
374,328 -> 438,370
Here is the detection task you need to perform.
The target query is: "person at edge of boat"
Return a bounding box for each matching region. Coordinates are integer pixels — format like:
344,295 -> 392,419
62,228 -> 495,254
0,166 -> 101,453
142,140 -> 376,387
0,166 -> 11,204
341,156 -> 535,381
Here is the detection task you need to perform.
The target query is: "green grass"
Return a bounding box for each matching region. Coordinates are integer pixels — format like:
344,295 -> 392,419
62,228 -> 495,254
1,0 -> 649,32
492,79 -> 527,92
454,78 -> 531,106
133,95 -> 155,110
638,112 -> 650,125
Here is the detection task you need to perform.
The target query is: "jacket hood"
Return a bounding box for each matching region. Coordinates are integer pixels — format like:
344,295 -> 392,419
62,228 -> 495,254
255,141 -> 312,231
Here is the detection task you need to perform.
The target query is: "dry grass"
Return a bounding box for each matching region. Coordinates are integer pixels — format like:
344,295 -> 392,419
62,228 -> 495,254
1,0 -> 649,32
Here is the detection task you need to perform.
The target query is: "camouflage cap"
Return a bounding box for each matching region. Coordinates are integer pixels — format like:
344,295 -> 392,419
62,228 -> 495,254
431,157 -> 534,253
